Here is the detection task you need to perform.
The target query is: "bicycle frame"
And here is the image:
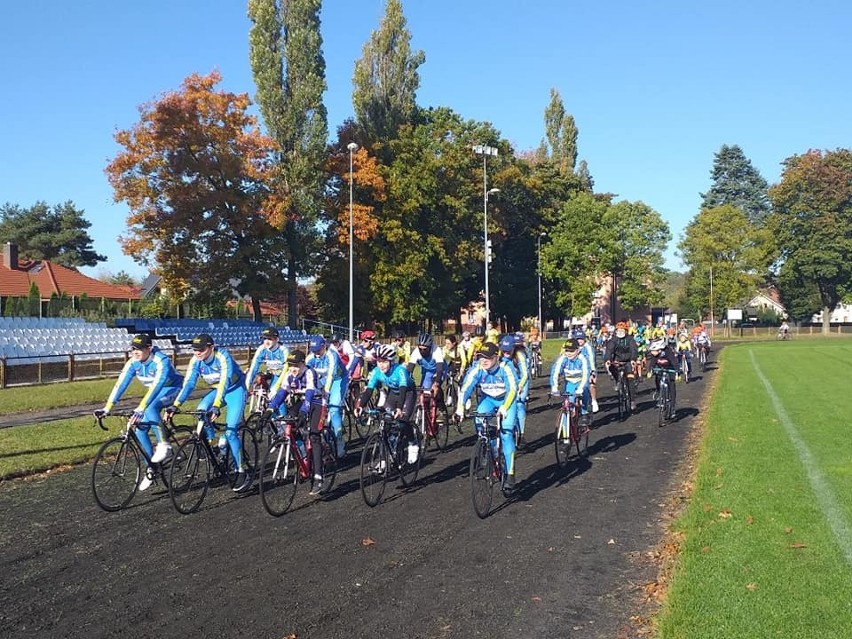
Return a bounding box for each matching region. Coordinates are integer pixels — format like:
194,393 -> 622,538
472,412 -> 504,481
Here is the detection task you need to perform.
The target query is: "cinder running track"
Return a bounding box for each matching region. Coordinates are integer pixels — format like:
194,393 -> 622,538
0,363 -> 712,639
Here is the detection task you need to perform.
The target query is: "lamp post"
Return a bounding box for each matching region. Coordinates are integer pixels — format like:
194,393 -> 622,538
473,144 -> 499,324
347,142 -> 358,343
537,232 -> 547,335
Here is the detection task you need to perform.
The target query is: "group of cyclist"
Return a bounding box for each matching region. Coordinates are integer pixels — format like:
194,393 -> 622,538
94,317 -> 705,501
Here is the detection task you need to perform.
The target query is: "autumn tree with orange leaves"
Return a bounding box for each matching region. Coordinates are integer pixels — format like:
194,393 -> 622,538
105,71 -> 281,317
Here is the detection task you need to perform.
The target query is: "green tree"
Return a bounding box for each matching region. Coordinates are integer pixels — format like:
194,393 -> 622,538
678,205 -> 769,321
538,88 -> 578,175
769,148 -> 852,331
700,144 -> 771,224
249,0 -> 328,326
0,201 -> 105,267
352,0 -> 425,155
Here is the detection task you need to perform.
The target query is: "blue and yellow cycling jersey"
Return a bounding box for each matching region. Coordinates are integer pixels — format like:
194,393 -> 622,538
245,343 -> 289,387
307,347 -> 347,396
106,347 -> 183,413
550,353 -> 591,393
174,347 -> 245,409
458,360 -> 518,415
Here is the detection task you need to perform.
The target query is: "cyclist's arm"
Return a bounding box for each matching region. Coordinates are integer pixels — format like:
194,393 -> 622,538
173,360 -> 200,407
135,356 -> 170,413
245,346 -> 264,390
457,366 -> 480,412
212,351 -> 232,409
104,359 -> 136,412
549,355 -> 564,390
498,363 -> 518,414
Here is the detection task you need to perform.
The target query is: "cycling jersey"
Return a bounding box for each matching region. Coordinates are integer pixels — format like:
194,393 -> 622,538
245,343 -> 289,390
175,347 -> 245,409
604,335 -> 638,363
408,343 -> 445,387
359,362 -> 416,420
269,366 -> 322,414
106,346 -> 183,413
458,359 -> 518,415
550,353 -> 591,396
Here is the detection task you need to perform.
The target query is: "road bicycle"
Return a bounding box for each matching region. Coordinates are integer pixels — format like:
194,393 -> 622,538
358,408 -> 421,507
468,412 -> 510,519
609,361 -> 632,420
697,343 -> 709,371
652,367 -> 678,426
551,392 -> 590,469
258,414 -> 338,517
529,346 -> 543,378
91,412 -> 192,512
679,351 -> 691,383
442,371 -> 460,418
343,378 -> 374,442
415,388 -> 449,452
167,410 -> 259,514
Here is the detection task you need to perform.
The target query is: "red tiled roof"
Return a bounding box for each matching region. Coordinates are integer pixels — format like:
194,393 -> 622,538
0,260 -> 141,300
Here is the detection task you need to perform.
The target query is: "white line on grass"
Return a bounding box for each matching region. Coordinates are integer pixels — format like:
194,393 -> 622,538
750,350 -> 852,565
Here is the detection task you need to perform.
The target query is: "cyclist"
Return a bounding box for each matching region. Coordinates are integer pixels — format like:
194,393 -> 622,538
407,333 -> 447,420
573,328 -> 599,413
268,349 -> 327,495
455,342 -> 520,494
459,330 -> 475,374
442,334 -> 464,382
355,343 -> 419,464
675,331 -> 693,381
392,330 -> 412,365
347,329 -> 378,381
550,338 -> 592,431
646,337 -> 678,418
500,334 -> 530,447
168,333 -> 251,492
633,329 -> 648,381
604,321 -> 639,412
95,334 -> 183,490
329,333 -> 355,370
485,321 -> 500,345
245,326 -> 289,399
306,335 -> 348,459
779,320 -> 790,339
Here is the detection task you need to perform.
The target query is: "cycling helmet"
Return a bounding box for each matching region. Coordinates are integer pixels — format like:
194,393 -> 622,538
262,326 -> 279,339
563,339 -> 578,352
417,333 -> 434,349
361,329 -> 376,341
308,335 -> 326,353
514,331 -> 525,344
287,349 -> 306,364
462,330 -> 471,339
572,329 -> 586,341
649,338 -> 666,351
330,332 -> 342,344
474,326 -> 484,337
393,329 -> 405,340
499,334 -> 516,352
375,344 -> 396,361
616,321 -> 629,331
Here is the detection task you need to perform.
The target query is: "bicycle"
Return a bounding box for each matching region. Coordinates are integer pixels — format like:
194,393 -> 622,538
697,343 -> 708,372
245,378 -> 276,453
608,361 -> 632,420
258,414 -> 338,517
344,378 -> 374,442
359,408 -> 421,507
551,393 -> 589,469
442,372 -> 460,418
167,410 -> 259,515
679,350 -> 691,383
468,412 -> 509,519
529,346 -> 543,379
91,412 -> 193,512
652,366 -> 678,426
415,388 -> 449,452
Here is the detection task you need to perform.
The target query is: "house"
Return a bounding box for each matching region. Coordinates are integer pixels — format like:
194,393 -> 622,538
745,290 -> 787,319
1,242 -> 141,315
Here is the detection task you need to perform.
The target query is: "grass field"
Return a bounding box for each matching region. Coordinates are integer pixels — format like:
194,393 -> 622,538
657,340 -> 852,638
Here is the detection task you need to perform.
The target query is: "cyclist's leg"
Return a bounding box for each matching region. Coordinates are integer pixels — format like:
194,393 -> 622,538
308,405 -> 324,480
625,362 -> 636,407
328,377 -> 345,454
196,390 -> 218,441
500,404 -> 518,487
223,385 -> 248,470
516,395 -> 527,438
133,420 -> 156,460
580,387 -> 592,428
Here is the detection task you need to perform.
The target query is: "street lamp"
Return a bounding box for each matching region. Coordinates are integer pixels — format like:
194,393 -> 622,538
347,142 -> 358,342
474,144 -> 499,324
537,232 -> 547,335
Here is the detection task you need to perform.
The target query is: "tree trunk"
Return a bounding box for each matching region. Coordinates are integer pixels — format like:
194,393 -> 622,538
251,297 -> 263,323
288,264 -> 298,329
822,305 -> 831,334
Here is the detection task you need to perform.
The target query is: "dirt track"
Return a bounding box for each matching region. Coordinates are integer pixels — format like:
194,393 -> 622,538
0,365 -> 711,639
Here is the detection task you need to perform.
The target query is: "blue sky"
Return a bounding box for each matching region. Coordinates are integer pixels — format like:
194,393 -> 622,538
2,0 -> 850,282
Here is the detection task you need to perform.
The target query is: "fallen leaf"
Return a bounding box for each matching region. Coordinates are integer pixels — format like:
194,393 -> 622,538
715,467 -> 724,476
548,546 -> 555,552
703,504 -> 713,512
361,537 -> 376,547
746,516 -> 754,525
701,546 -> 711,554
784,527 -> 793,534
719,509 -> 732,519
745,582 -> 758,591
608,538 -> 616,545
789,542 -> 807,549
531,596 -> 542,602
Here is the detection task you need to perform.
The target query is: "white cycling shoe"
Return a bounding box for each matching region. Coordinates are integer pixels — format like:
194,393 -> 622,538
150,443 -> 172,464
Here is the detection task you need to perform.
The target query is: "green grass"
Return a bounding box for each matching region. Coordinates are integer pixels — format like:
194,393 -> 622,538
657,341 -> 852,638
0,378 -> 143,416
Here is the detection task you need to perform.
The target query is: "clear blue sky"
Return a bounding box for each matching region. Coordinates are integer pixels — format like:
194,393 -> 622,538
2,0 -> 850,281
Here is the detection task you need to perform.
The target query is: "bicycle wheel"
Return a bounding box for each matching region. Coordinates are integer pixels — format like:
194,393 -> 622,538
701,349 -> 707,372
658,384 -> 668,427
445,381 -> 458,415
259,438 -> 300,516
318,430 -> 338,495
554,414 -> 570,470
222,427 -> 259,490
414,405 -> 426,445
355,411 -> 374,439
618,377 -> 628,421
470,438 -> 495,519
681,356 -> 690,382
433,411 -> 450,451
91,437 -> 141,512
168,438 -> 211,514
575,416 -> 590,457
397,433 -> 421,487
359,432 -> 388,507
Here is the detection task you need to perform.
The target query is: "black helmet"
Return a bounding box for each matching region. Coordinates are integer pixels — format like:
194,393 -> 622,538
417,333 -> 434,349
330,332 -> 342,344
262,326 -> 279,339
131,334 -> 153,350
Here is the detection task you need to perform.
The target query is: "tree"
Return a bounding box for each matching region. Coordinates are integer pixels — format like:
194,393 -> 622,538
678,205 -> 768,320
249,0 -> 328,326
769,148 -> 852,331
700,144 -> 771,224
105,71 -> 278,312
352,0 -> 425,155
538,88 -> 578,175
0,201 -> 105,267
